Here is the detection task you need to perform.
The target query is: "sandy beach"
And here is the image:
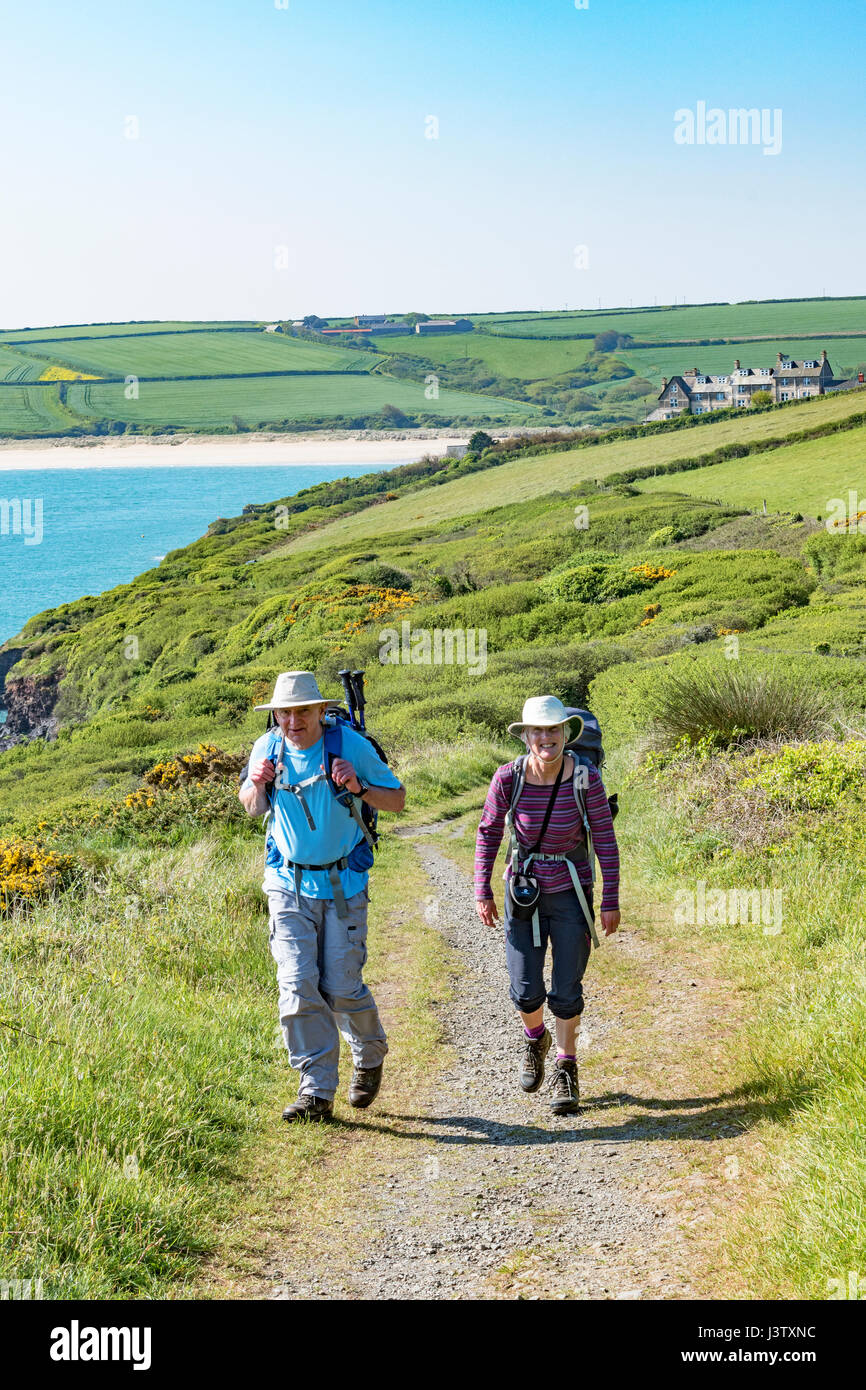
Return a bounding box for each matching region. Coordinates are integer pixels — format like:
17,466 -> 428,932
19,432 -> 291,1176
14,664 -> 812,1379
0,429 -> 483,472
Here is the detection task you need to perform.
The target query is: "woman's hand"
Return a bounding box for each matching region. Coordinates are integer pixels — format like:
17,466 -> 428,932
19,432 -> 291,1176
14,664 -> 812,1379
476,897 -> 500,929
600,909 -> 620,937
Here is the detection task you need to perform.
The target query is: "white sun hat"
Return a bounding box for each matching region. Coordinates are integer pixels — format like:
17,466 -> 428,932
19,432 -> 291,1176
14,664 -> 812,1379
507,695 -> 584,740
254,670 -> 341,711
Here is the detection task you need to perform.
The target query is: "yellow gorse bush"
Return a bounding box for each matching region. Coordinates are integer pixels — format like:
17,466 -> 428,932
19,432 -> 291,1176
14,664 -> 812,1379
142,743 -> 244,789
629,562 -> 677,582
0,836 -> 76,915
284,584 -> 422,637
639,602 -> 662,627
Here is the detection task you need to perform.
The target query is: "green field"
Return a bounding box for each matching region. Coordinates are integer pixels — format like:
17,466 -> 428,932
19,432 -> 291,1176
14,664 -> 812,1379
0,321 -> 258,343
485,299 -> 866,341
369,331 -> 594,380
65,374 -> 540,429
0,383 -> 82,432
636,422 -> 866,515
277,389 -> 866,554
0,344 -> 54,382
2,298 -> 865,439
24,330 -> 383,380
621,339 -> 866,387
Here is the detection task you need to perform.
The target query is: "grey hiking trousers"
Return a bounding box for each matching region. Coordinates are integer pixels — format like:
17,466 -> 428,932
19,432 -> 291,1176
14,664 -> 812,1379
265,882 -> 388,1101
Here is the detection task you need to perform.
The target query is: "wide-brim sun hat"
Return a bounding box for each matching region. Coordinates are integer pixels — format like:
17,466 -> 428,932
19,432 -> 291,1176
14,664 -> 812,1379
254,670 -> 341,711
507,695 -> 584,741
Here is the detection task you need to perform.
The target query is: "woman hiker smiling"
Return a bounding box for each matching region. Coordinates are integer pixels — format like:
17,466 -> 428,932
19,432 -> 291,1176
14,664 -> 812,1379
474,696 -> 620,1115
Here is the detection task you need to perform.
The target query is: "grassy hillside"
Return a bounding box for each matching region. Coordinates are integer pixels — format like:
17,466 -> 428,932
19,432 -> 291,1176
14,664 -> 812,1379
272,389 -> 866,555
65,375 -> 538,430
17,331 -> 385,379
637,421 -> 866,515
0,321 -> 258,341
482,298 -> 866,341
1,387 -> 864,1297
1,296 -> 862,438
369,331 -> 595,379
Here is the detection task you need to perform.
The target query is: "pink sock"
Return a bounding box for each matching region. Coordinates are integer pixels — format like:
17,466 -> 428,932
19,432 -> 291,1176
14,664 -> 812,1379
524,1022 -> 545,1039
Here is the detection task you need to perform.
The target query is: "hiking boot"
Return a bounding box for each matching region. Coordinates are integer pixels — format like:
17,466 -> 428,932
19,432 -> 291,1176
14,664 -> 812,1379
520,1027 -> 552,1093
348,1063 -> 383,1109
282,1094 -> 333,1123
549,1057 -> 580,1116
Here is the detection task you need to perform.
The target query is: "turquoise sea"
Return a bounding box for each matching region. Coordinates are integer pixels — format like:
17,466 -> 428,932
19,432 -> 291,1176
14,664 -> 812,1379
0,463 -> 400,647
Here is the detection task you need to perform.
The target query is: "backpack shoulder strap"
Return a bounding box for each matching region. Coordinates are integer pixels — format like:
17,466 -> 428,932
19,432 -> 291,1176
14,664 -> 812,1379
323,720 -> 343,773
572,754 -> 598,883
507,755 -> 527,817
324,721 -> 377,849
572,753 -> 590,819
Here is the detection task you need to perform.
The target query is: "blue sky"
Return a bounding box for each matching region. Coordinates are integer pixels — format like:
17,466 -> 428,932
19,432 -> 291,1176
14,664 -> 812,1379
1,0 -> 863,325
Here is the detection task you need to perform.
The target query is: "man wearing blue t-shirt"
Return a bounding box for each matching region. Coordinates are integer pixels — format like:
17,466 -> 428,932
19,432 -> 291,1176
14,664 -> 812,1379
240,671 -> 405,1122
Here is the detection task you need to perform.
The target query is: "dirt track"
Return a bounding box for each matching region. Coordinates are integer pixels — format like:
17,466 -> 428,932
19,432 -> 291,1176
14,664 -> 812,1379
263,836 -> 725,1300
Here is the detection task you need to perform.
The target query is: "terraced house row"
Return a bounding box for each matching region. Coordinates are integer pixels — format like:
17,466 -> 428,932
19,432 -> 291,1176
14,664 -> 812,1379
648,348 -> 861,419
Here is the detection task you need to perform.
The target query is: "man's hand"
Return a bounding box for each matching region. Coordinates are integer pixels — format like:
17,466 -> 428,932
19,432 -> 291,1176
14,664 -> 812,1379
329,757 -> 362,794
476,897 -> 500,929
249,757 -> 276,788
600,909 -> 620,937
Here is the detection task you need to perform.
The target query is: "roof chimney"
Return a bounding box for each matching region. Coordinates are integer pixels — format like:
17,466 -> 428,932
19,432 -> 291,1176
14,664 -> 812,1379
734,358 -> 740,370
821,349 -> 827,361
777,352 -> 783,363
662,377 -> 668,388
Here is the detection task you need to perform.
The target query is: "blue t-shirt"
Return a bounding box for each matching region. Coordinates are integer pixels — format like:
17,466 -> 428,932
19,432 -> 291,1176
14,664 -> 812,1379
247,723 -> 401,899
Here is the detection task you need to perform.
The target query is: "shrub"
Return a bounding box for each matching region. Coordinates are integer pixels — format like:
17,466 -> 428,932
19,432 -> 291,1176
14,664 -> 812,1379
467,430 -> 495,453
647,525 -> 683,546
738,739 -> 866,811
177,683 -> 250,718
142,743 -> 246,789
542,556 -> 676,603
645,664 -> 836,749
0,837 -> 77,914
116,780 -> 253,839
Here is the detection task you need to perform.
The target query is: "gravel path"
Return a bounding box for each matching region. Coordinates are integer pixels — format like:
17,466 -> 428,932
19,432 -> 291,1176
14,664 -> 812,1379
268,837 -> 704,1300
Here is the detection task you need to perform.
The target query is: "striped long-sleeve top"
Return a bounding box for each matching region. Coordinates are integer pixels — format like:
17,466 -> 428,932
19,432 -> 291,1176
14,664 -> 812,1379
474,757 -> 620,912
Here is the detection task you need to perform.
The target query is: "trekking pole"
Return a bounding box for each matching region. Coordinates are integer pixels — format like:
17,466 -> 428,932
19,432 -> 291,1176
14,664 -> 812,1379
351,670 -> 367,731
338,669 -> 359,728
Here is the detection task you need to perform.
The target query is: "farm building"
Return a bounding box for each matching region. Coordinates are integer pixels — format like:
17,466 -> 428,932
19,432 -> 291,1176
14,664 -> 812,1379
416,318 -> 473,335
355,314 -> 387,327
647,350 -> 837,419
366,320 -> 410,335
